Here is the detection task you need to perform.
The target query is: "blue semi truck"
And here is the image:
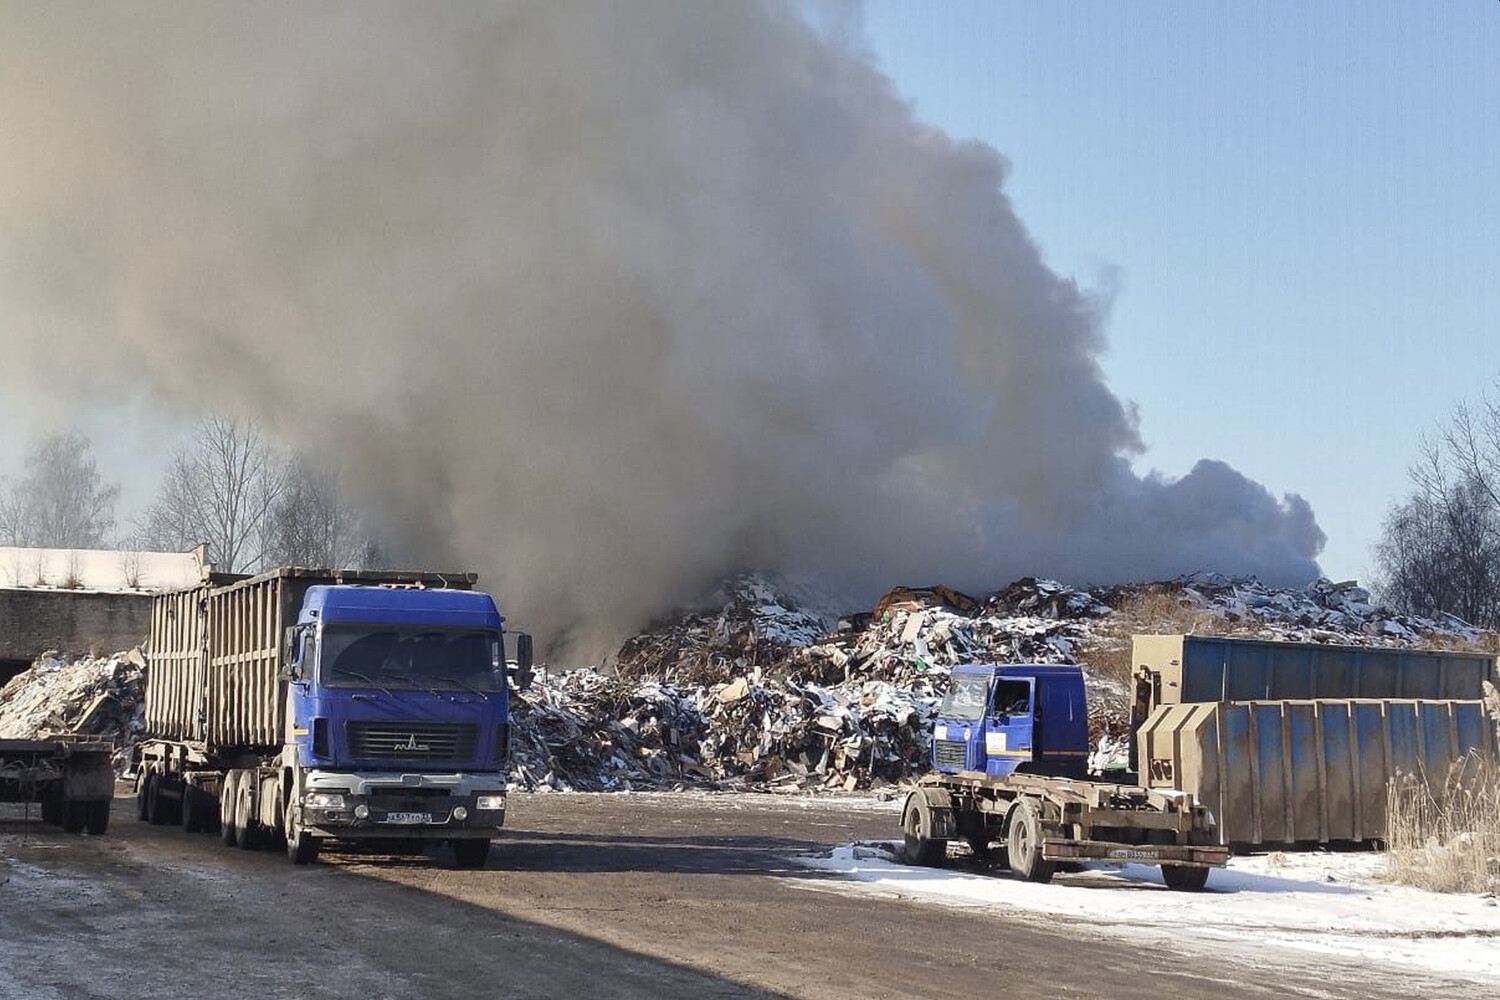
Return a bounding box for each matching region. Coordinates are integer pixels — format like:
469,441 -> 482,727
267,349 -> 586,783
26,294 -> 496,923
902,663 -> 1228,889
134,567 -> 532,868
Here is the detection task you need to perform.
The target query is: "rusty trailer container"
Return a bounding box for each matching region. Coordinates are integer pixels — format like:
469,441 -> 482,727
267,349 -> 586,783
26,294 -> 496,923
1132,634 -> 1497,710
1138,698 -> 1495,849
145,567 -> 477,753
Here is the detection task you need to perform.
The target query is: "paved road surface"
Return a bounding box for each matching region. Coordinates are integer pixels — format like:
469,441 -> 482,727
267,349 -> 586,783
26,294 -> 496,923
0,790 -> 1484,999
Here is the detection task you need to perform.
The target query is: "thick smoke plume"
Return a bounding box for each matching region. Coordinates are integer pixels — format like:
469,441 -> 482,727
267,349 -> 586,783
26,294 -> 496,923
0,2 -> 1322,654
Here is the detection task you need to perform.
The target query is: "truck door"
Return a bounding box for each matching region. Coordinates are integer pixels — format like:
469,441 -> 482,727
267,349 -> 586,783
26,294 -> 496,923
982,676 -> 1035,778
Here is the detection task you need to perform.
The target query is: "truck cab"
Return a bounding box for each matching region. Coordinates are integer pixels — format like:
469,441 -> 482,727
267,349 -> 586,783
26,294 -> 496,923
930,664 -> 1089,780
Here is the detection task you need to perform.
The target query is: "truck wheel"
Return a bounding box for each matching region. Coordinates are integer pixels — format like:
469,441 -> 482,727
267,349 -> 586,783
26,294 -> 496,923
146,773 -> 174,826
901,792 -> 948,867
85,800 -> 110,836
181,785 -> 204,833
285,816 -> 321,865
1006,800 -> 1055,884
1161,865 -> 1210,891
452,839 -> 490,869
136,776 -> 150,821
220,771 -> 241,847
61,801 -> 86,833
234,775 -> 260,850
41,794 -> 63,826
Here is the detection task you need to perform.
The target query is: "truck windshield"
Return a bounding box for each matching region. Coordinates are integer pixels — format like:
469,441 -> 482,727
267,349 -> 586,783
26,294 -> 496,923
939,674 -> 988,721
320,627 -> 503,692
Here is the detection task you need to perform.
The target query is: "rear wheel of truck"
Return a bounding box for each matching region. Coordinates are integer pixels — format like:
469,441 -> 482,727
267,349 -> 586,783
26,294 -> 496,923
146,773 -> 177,826
234,775 -> 260,850
181,785 -> 206,833
61,801 -> 86,833
1006,800 -> 1055,884
901,792 -> 948,867
135,776 -> 150,821
1161,864 -> 1210,891
220,771 -> 241,847
452,839 -> 490,869
41,794 -> 63,826
84,800 -> 110,836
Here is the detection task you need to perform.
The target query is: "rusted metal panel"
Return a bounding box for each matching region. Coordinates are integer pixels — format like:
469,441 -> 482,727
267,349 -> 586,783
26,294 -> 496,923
1133,634 -> 1498,709
1139,698 -> 1496,849
146,567 -> 477,753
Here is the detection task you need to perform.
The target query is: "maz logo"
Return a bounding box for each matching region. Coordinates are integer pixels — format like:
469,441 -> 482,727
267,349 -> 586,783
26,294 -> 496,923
394,734 -> 430,752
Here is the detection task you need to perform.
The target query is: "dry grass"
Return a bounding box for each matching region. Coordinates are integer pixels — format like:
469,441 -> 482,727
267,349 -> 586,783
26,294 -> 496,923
1384,751 -> 1500,894
1081,586 -> 1228,691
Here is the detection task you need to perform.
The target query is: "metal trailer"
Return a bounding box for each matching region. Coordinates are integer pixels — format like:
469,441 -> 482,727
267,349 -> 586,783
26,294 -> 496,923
1130,634 -> 1497,713
1137,697 -> 1495,850
0,736 -> 114,834
134,566 -> 524,867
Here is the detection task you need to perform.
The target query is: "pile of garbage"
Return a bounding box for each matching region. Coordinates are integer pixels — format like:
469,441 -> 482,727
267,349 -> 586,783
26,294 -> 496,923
0,649 -> 147,769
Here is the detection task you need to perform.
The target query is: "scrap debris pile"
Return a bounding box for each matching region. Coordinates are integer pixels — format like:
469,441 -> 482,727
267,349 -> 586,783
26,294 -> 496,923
508,573 -> 1496,792
0,649 -> 146,769
0,573 -> 1491,794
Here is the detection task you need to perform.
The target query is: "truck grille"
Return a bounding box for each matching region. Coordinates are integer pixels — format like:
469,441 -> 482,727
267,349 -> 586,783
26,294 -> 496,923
346,721 -> 478,761
934,739 -> 967,769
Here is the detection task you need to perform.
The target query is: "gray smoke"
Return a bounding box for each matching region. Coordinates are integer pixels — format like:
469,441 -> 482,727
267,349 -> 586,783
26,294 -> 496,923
0,2 -> 1322,654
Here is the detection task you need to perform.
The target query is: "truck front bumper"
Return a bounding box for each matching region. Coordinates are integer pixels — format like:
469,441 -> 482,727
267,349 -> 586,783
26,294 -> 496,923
1044,839 -> 1229,868
299,770 -> 506,840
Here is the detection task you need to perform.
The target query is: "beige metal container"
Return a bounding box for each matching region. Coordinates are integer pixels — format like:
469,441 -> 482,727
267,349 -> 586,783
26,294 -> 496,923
1138,698 -> 1495,849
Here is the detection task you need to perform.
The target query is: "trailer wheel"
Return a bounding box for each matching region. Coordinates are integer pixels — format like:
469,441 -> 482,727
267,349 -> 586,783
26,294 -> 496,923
181,785 -> 205,833
452,839 -> 490,869
234,774 -> 261,850
901,792 -> 948,867
220,771 -> 241,847
84,800 -> 110,836
41,794 -> 63,826
145,773 -> 172,826
136,775 -> 150,822
1161,865 -> 1209,891
1006,800 -> 1055,884
61,801 -> 86,834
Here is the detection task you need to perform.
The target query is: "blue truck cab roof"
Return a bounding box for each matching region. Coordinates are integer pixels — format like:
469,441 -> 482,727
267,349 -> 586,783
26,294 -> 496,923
300,585 -> 505,632
950,663 -> 1083,681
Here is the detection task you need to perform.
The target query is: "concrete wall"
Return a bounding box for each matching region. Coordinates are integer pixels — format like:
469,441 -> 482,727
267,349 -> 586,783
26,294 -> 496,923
0,590 -> 153,663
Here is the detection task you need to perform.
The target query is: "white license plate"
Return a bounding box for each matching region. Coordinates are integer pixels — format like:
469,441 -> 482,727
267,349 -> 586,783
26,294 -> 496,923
386,812 -> 429,825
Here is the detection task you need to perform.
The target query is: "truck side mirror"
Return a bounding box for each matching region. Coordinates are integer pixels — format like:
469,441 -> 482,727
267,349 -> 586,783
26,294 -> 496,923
513,633 -> 535,691
279,626 -> 300,681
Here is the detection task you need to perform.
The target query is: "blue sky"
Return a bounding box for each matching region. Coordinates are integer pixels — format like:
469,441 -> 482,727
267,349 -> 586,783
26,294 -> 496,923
862,1 -> 1500,582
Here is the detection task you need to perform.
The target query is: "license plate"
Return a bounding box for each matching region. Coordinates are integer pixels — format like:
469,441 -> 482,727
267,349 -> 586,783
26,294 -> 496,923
386,812 -> 429,825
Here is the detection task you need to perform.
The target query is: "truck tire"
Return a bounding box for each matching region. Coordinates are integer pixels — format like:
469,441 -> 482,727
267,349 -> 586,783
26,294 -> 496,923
41,794 -> 63,826
285,815 -> 321,865
234,774 -> 260,850
1161,864 -> 1210,891
1006,800 -> 1055,884
220,771 -> 241,847
85,800 -> 110,836
136,776 -> 150,821
901,792 -> 948,867
61,801 -> 86,833
181,785 -> 206,833
146,773 -> 178,826
452,839 -> 490,869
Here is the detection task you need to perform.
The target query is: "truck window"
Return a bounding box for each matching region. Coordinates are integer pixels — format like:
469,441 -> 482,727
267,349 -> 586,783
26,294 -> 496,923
938,674 -> 989,721
320,627 -> 504,692
992,679 -> 1031,716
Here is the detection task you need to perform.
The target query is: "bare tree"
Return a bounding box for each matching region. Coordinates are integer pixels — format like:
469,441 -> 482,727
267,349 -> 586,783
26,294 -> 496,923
260,456 -> 373,570
1374,382 -> 1500,629
0,430 -> 119,548
138,416 -> 285,573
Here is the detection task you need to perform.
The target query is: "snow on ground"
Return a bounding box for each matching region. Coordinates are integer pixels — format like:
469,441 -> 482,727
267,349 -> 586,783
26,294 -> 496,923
794,842 -> 1500,985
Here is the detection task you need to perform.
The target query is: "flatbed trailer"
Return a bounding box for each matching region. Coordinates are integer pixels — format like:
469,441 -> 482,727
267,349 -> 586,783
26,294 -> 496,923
903,770 -> 1228,889
0,735 -> 114,834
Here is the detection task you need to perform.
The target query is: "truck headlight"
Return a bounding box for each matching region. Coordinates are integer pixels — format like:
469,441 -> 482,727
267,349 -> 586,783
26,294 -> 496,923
304,791 -> 347,810
475,794 -> 506,811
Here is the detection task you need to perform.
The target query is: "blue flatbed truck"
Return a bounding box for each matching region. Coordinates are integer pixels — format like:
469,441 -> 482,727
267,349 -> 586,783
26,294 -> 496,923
902,663 -> 1228,890
133,567 -> 532,867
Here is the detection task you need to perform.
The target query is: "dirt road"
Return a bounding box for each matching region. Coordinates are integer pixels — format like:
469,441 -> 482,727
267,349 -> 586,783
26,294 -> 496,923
0,790 -> 1483,999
